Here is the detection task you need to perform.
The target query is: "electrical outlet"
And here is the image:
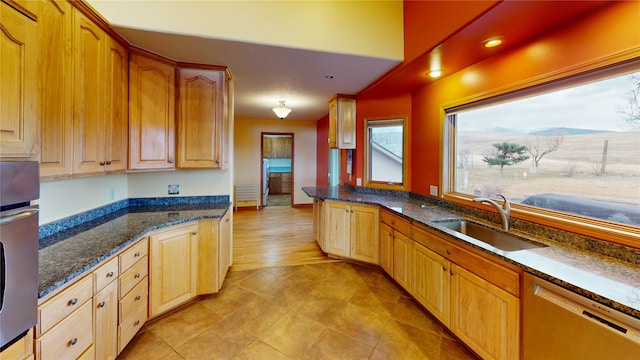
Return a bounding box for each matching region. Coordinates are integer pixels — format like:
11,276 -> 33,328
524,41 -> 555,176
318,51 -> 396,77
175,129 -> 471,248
356,178 -> 362,186
430,185 -> 438,196
108,188 -> 115,201
168,184 -> 180,195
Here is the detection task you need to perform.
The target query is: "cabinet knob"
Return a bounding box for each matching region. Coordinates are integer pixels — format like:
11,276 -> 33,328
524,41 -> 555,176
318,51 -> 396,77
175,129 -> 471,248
98,301 -> 105,308
192,231 -> 198,235
106,160 -> 112,165
134,320 -> 140,326
450,270 -> 454,276
215,159 -> 220,164
391,220 -> 395,225
134,251 -> 141,257
107,271 -> 114,278
442,266 -> 447,271
99,161 -> 106,166
135,295 -> 141,301
68,298 -> 78,306
168,159 -> 174,164
69,338 -> 78,346
135,273 -> 141,279
446,249 -> 452,255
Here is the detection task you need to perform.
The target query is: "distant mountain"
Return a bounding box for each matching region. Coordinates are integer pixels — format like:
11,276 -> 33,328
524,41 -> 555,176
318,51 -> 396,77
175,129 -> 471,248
487,127 -> 525,134
527,127 -> 612,136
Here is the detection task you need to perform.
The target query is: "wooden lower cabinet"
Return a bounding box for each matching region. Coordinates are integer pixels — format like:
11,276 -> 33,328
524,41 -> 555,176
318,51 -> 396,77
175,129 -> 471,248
392,231 -> 412,291
36,300 -> 93,360
379,222 -> 394,276
323,201 -> 379,264
94,281 -> 119,360
0,329 -> 34,360
413,242 -> 450,325
313,198 -> 325,251
149,222 -> 199,317
450,264 -> 519,360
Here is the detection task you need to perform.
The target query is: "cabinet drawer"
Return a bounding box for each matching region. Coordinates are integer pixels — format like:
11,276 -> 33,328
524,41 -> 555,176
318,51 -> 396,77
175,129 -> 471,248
94,256 -> 119,294
120,238 -> 148,272
36,300 -> 93,360
120,256 -> 148,298
380,210 -> 411,236
413,225 -> 520,297
118,301 -> 147,353
119,278 -> 148,322
38,276 -> 93,335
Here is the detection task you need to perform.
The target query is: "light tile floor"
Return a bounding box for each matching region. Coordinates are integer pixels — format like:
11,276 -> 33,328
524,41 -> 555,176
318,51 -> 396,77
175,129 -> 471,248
118,262 -> 479,360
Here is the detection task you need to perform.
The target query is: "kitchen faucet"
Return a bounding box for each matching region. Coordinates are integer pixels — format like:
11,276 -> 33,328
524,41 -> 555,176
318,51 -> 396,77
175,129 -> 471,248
473,193 -> 511,231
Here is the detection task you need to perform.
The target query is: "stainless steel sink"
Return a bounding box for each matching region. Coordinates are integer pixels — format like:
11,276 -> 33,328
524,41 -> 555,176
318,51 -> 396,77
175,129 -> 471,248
434,219 -> 547,251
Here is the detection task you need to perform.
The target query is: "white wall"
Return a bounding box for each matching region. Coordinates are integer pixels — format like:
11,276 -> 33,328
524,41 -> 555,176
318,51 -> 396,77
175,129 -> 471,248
127,170 -> 231,198
39,174 -> 128,225
235,117 -> 316,205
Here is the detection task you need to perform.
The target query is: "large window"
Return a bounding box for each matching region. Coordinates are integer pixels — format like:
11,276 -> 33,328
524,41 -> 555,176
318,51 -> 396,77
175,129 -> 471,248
365,117 -> 407,189
447,69 -> 640,233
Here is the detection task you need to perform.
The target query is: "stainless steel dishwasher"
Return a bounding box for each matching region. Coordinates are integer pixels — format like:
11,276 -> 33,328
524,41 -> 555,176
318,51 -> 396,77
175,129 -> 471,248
523,273 -> 640,359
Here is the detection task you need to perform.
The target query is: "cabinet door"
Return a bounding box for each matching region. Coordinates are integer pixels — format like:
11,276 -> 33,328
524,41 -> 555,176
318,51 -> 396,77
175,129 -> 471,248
177,68 -> 225,169
129,53 -> 175,170
0,2 -> 38,159
313,199 -> 325,251
328,95 -> 356,149
413,242 -> 450,325
94,281 -> 118,360
149,223 -> 198,317
104,37 -> 128,172
379,222 -> 393,276
72,9 -> 105,174
393,231 -> 412,291
38,0 -> 73,177
218,211 -> 231,290
450,264 -> 519,360
350,204 -> 379,264
324,201 -> 350,257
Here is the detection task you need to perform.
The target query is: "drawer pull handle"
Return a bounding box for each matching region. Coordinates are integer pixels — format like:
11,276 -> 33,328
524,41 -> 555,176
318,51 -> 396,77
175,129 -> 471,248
134,252 -> 141,257
134,320 -> 140,326
98,301 -> 105,308
69,338 -> 78,346
107,271 -> 114,277
135,273 -> 141,279
135,295 -> 141,301
69,298 -> 78,306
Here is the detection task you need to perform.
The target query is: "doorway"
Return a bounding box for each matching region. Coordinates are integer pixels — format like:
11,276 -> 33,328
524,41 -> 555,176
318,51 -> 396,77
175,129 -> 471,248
261,133 -> 294,207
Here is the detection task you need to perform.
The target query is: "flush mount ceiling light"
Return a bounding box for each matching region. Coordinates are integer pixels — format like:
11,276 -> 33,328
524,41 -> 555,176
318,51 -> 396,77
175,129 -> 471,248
272,100 -> 292,119
483,37 -> 504,48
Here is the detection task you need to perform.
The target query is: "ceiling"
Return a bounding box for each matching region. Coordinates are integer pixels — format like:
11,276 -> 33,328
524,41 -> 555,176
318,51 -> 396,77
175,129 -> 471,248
89,1 -> 611,122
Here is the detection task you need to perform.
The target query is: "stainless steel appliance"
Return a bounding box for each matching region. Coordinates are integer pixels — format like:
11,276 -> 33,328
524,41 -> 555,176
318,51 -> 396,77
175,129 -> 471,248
523,273 -> 640,359
0,161 -> 39,350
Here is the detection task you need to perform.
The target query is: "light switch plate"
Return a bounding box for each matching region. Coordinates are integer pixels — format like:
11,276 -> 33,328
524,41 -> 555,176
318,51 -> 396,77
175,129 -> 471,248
356,178 -> 362,186
430,185 -> 438,196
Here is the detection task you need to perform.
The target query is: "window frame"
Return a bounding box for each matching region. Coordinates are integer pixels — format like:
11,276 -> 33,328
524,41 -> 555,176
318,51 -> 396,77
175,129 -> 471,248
442,60 -> 640,249
364,116 -> 409,190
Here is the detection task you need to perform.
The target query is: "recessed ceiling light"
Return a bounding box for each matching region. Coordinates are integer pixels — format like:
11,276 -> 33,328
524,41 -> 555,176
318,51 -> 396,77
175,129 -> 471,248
428,70 -> 442,78
483,37 -> 503,48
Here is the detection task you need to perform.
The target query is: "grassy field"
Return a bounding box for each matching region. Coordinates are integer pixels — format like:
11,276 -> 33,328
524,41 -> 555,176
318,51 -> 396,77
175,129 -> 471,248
455,131 -> 640,205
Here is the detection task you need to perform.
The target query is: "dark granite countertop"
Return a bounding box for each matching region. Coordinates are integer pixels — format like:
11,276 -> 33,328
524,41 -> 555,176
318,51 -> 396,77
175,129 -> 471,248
38,202 -> 230,300
303,186 -> 640,320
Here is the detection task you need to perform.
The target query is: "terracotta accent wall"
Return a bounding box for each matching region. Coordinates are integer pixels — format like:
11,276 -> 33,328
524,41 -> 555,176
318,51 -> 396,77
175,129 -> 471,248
410,1 -> 640,197
343,93 -> 412,187
403,1 -> 499,64
316,114 -> 329,186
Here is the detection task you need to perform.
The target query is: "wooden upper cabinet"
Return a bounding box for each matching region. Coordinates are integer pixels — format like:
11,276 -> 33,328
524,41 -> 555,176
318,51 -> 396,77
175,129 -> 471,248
177,67 -> 229,169
263,136 -> 292,159
104,37 -> 128,172
72,9 -> 105,174
129,53 -> 176,170
38,0 -> 73,178
328,94 -> 356,149
0,2 -> 39,159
